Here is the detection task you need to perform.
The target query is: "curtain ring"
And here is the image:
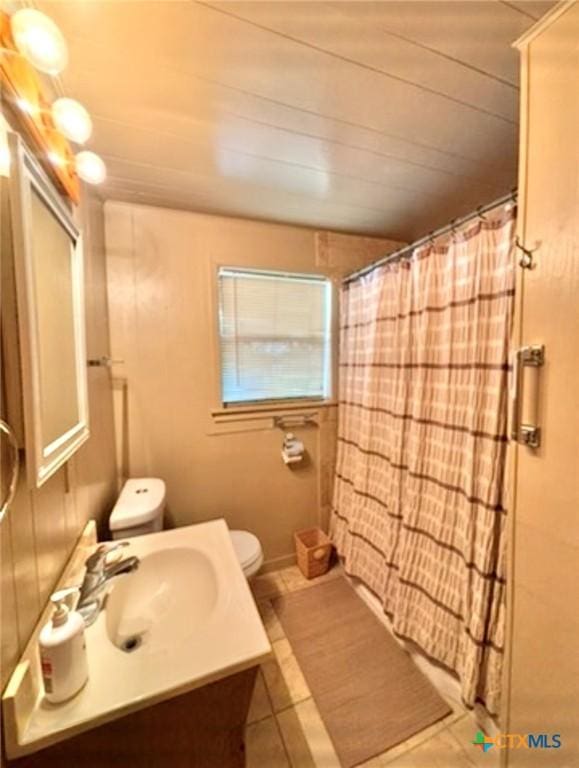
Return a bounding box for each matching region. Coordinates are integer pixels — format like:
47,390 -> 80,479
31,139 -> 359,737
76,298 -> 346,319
477,205 -> 487,222
450,219 -> 458,241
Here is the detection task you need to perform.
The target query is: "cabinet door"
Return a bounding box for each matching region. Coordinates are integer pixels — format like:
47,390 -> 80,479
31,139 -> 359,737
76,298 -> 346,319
507,4 -> 579,766
8,134 -> 89,487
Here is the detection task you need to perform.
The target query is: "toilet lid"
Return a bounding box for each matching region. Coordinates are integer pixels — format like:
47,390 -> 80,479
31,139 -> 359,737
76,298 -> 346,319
110,478 -> 165,531
230,530 -> 262,568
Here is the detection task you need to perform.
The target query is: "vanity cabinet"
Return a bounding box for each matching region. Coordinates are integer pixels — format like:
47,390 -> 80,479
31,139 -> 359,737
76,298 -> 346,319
9,667 -> 258,768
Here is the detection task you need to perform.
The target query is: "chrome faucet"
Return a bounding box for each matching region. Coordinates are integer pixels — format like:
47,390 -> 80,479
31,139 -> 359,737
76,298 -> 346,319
77,542 -> 139,625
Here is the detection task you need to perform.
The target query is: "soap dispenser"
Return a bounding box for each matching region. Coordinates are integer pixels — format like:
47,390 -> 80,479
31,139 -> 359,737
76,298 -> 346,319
39,587 -> 89,703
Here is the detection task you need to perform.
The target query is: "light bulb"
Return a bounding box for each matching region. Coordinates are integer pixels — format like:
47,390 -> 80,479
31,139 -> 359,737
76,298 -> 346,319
10,9 -> 68,75
52,98 -> 93,144
48,152 -> 65,168
75,151 -> 106,184
16,98 -> 37,116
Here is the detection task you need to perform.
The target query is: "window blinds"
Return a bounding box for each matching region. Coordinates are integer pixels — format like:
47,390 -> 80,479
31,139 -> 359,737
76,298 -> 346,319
218,268 -> 332,405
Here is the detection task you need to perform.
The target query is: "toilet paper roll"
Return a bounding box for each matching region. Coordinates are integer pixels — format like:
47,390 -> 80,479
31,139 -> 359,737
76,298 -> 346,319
282,449 -> 303,465
283,437 -> 304,456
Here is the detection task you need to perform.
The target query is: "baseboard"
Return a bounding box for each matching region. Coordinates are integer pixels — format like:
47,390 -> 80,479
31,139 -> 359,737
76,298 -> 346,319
261,552 -> 296,573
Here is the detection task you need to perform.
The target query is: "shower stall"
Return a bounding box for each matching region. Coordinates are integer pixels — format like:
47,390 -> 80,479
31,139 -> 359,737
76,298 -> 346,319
331,194 -> 516,718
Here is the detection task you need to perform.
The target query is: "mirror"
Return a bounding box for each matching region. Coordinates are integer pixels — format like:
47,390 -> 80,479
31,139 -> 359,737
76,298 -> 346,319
8,133 -> 88,487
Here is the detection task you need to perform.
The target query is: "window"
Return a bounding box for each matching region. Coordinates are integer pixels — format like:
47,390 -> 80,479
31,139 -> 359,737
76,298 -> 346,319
218,268 -> 332,405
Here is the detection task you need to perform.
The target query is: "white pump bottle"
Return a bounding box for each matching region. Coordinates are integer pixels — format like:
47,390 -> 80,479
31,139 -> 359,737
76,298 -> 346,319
38,587 -> 89,703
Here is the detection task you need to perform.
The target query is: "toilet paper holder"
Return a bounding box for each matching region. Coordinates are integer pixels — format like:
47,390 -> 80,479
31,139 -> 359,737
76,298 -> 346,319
281,432 -> 305,465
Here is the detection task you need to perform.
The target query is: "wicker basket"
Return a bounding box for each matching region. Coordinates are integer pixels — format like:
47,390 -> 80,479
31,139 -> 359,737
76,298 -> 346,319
294,527 -> 333,580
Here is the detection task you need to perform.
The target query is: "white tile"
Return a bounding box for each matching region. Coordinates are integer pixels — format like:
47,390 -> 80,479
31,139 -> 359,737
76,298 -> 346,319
278,564 -> 341,593
246,716 -> 290,768
248,670 -> 273,724
386,728 -> 476,768
251,571 -> 288,601
448,715 -> 500,768
277,698 -> 340,768
276,705 -> 316,768
262,638 -> 311,712
359,714 -> 471,767
258,599 -> 286,642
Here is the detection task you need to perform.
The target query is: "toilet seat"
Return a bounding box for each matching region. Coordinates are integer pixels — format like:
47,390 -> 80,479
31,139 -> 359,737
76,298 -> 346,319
230,530 -> 263,577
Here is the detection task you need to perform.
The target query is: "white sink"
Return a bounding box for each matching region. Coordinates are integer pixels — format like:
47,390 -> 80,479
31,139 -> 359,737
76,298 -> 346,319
3,519 -> 272,758
106,547 -> 219,652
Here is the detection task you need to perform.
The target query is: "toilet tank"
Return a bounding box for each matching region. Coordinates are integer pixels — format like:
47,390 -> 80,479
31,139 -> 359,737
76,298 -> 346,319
109,478 -> 166,540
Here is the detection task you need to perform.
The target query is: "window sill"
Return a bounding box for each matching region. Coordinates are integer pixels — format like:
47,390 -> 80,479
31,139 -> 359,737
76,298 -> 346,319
211,399 -> 337,422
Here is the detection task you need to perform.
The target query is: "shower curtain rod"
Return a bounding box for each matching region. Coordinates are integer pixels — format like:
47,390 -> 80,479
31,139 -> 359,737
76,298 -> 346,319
344,189 -> 518,285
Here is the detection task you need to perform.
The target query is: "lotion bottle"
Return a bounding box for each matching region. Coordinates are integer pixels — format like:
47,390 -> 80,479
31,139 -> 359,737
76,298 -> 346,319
39,587 -> 89,703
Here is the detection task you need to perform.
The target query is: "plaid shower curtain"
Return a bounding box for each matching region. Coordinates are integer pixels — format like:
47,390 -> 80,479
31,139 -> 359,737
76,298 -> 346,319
331,207 -> 516,715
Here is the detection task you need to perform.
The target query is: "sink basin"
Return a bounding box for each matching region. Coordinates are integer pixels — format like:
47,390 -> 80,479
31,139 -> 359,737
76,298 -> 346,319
2,519 -> 272,759
105,547 -> 219,652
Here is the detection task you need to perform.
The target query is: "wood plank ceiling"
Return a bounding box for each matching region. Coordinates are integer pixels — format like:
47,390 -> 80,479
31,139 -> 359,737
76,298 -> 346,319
38,0 -> 554,240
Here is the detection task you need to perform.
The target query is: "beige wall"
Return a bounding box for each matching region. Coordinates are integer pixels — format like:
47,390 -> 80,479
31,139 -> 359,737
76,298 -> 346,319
105,201 -> 402,566
505,4 -> 579,764
1,193 -> 117,690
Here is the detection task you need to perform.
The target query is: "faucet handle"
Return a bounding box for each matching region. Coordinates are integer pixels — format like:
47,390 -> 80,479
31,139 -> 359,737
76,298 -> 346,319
85,541 -> 129,573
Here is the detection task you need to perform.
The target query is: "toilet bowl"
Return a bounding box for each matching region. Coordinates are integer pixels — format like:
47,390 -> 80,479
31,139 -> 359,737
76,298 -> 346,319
109,478 -> 264,579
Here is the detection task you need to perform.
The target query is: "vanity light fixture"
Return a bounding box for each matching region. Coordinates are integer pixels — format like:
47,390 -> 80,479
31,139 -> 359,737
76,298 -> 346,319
47,149 -> 106,185
15,98 -> 36,116
0,138 -> 10,177
47,151 -> 66,168
51,98 -> 93,144
14,97 -> 94,146
0,144 -> 9,177
75,150 -> 106,184
10,8 -> 68,75
0,115 -> 10,177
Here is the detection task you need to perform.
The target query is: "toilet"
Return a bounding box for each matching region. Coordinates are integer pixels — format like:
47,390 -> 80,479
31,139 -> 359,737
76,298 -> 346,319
109,478 -> 264,579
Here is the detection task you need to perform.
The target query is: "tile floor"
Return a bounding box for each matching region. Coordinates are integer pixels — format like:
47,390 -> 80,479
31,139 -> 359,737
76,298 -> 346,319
246,564 -> 491,768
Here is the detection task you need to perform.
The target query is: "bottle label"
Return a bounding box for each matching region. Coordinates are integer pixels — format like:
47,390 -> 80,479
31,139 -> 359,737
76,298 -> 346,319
41,657 -> 53,694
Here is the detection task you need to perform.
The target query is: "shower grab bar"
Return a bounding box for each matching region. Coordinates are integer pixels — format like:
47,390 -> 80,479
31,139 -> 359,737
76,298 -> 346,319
0,419 -> 20,522
511,344 -> 545,449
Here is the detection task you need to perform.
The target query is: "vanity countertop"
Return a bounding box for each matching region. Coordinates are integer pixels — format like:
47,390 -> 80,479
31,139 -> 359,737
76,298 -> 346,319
2,519 -> 272,758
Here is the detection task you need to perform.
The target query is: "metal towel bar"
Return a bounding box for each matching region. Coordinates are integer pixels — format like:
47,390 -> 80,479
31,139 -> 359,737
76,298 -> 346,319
273,414 -> 317,429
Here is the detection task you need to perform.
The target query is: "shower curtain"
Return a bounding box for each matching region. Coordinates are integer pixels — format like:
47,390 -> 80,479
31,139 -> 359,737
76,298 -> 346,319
332,207 -> 515,715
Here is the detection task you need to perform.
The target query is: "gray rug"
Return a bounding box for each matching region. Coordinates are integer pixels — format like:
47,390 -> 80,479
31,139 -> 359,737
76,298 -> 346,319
273,577 -> 451,767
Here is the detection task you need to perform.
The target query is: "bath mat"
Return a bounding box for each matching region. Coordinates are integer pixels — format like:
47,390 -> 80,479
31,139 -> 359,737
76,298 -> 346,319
273,577 -> 451,767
